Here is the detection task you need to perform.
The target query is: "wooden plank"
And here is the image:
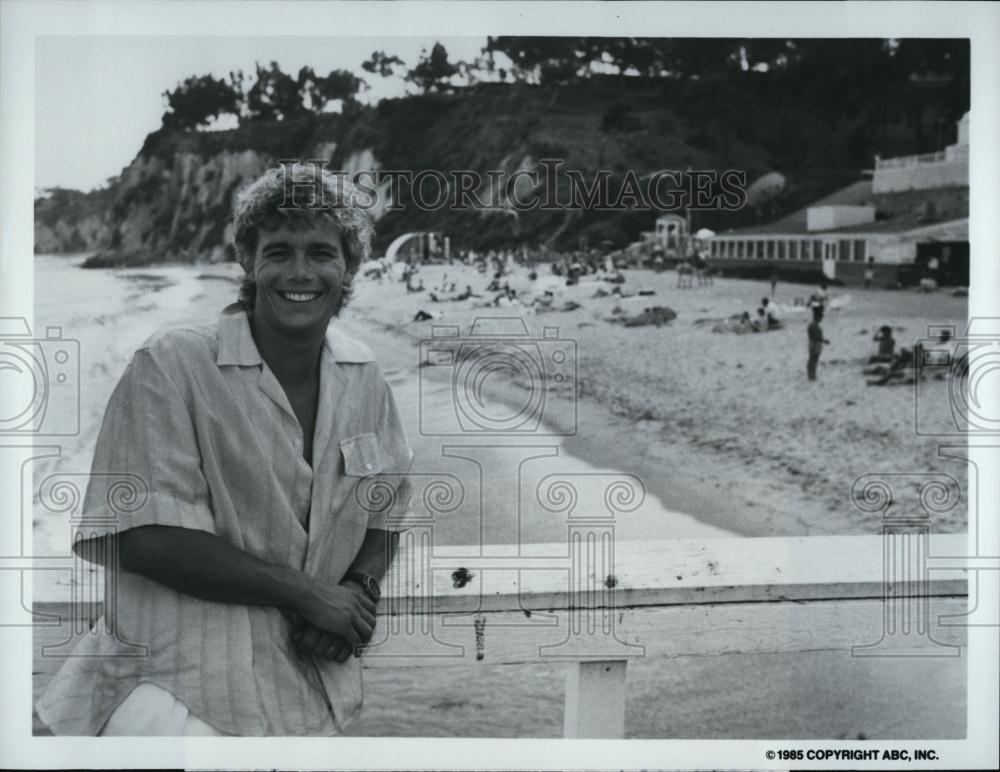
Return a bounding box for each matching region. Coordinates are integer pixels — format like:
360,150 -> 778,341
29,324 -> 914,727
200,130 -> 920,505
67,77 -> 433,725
564,661 -> 628,739
31,534 -> 969,609
381,533 -> 969,614
356,596 -> 967,667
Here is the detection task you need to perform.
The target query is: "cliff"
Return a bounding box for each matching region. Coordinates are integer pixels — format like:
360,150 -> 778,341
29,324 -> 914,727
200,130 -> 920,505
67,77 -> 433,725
34,187 -> 114,255
35,76 -> 966,266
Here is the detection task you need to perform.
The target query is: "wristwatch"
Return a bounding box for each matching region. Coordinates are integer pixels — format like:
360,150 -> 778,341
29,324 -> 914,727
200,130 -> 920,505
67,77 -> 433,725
343,572 -> 381,603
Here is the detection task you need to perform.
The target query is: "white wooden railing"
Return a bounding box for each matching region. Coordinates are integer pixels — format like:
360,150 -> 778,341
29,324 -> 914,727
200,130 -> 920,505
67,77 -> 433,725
33,534 -> 968,738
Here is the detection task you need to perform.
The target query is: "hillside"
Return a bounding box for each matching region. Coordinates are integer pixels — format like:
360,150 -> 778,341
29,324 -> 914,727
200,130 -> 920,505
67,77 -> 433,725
35,74 -> 966,265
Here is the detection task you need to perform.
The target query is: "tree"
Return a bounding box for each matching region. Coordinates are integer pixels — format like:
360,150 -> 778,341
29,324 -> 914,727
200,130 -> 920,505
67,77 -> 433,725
245,61 -> 306,121
406,42 -> 459,92
361,50 -> 405,79
485,37 -> 589,84
484,37 -> 752,82
298,66 -> 366,112
161,73 -> 242,130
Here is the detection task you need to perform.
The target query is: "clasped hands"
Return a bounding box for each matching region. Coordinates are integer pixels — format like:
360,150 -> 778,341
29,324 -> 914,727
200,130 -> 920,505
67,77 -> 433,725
281,581 -> 377,664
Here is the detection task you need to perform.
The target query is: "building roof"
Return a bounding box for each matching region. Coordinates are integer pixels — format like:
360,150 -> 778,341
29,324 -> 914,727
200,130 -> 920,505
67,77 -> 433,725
718,179 -> 968,238
724,180 -> 874,235
714,215 -> 967,240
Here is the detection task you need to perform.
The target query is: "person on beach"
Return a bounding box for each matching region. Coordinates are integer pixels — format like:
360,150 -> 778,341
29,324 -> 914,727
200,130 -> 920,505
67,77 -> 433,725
36,164 -> 416,737
760,297 -> 782,330
870,325 -> 895,363
807,305 -> 830,381
865,346 -> 916,386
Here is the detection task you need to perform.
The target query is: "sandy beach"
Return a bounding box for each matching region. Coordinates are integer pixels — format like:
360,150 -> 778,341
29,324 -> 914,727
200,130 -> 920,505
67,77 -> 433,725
29,255 -> 967,738
349,260 -> 969,536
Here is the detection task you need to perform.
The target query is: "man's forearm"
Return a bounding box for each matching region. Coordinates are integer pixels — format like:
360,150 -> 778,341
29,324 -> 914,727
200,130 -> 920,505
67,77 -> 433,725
112,525 -> 312,613
345,528 -> 399,583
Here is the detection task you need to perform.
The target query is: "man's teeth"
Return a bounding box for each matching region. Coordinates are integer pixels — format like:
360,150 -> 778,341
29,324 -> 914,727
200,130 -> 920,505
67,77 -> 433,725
280,291 -> 321,303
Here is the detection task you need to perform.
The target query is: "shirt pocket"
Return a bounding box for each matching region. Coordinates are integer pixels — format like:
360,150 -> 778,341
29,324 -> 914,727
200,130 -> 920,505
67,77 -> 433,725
339,433 -> 385,523
340,432 -> 384,477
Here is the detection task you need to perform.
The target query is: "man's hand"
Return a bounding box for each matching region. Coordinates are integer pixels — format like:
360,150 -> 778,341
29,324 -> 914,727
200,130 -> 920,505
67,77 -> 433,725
280,607 -> 352,661
290,582 -> 377,662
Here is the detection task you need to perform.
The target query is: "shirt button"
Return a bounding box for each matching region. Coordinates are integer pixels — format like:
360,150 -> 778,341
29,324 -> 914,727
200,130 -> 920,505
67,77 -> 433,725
293,438 -> 302,448
365,462 -> 374,470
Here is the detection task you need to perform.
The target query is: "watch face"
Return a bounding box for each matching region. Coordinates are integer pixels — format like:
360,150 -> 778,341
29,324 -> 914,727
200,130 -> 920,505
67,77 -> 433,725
348,573 -> 380,602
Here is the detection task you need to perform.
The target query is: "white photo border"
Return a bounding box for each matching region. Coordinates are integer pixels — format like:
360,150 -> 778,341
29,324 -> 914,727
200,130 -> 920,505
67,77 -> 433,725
2,1 -> 998,769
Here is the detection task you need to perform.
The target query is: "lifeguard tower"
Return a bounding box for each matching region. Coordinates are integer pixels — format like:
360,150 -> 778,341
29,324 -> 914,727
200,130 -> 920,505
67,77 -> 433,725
654,214 -> 690,261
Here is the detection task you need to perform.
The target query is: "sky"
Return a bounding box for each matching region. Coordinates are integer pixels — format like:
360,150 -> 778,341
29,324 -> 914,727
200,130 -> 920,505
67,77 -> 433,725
35,35 -> 489,192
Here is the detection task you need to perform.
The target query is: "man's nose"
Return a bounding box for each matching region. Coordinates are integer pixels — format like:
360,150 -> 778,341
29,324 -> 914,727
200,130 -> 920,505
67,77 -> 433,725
286,252 -> 313,279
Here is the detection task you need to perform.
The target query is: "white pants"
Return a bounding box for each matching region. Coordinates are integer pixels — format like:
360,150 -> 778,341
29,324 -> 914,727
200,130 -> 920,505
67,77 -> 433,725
100,683 -> 227,736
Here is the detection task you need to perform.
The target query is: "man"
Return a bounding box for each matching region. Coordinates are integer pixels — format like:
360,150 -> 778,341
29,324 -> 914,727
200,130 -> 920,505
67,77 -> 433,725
36,164 -> 415,736
807,305 -> 831,381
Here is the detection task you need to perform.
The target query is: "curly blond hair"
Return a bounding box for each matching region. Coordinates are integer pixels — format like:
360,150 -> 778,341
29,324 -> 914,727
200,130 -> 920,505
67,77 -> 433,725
232,163 -> 374,311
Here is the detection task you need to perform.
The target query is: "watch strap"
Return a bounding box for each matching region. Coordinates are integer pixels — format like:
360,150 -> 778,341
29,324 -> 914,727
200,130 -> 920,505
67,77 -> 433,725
343,572 -> 380,602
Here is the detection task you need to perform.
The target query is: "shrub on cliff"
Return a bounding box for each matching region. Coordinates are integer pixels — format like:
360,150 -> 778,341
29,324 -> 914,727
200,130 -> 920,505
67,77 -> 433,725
162,74 -> 242,131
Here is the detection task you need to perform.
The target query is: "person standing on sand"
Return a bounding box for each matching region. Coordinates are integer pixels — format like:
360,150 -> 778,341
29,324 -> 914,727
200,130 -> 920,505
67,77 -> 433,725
36,164 -> 416,737
807,305 -> 831,381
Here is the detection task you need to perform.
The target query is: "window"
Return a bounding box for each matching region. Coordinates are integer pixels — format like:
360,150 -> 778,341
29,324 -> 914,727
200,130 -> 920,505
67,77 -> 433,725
778,240 -> 786,260
766,240 -> 775,258
839,240 -> 851,262
789,240 -> 798,260
812,240 -> 822,260
757,241 -> 765,258
854,240 -> 867,262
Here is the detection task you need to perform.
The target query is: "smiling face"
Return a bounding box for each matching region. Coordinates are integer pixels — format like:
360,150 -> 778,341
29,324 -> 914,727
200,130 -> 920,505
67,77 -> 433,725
250,220 -> 352,340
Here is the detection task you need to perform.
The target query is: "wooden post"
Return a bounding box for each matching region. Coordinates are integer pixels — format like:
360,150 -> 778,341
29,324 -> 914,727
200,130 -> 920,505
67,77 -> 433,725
563,660 -> 628,739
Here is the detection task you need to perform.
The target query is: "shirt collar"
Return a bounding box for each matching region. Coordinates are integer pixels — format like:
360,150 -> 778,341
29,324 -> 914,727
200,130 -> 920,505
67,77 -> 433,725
215,303 -> 375,366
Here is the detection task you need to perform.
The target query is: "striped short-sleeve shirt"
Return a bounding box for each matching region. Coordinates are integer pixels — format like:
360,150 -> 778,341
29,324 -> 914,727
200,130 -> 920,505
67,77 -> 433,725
36,304 -> 416,736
